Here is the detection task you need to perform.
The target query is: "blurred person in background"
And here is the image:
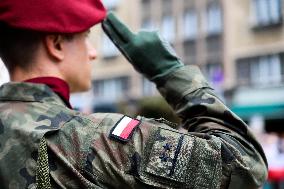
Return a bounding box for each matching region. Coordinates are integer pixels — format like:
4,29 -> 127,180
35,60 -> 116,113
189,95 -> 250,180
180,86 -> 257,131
264,133 -> 284,189
0,0 -> 268,188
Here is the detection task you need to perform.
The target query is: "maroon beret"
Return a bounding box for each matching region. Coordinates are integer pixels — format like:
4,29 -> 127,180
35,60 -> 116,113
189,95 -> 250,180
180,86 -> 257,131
0,0 -> 106,33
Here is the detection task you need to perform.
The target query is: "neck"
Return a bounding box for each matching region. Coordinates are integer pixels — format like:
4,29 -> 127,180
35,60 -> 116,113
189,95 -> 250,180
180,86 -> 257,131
10,64 -> 64,82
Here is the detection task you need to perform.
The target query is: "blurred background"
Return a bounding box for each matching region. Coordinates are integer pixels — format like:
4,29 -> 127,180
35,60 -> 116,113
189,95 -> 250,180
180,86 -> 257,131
1,0 -> 284,188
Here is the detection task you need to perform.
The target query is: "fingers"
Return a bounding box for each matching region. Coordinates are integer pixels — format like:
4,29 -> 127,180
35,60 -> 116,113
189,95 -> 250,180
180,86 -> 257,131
102,12 -> 135,44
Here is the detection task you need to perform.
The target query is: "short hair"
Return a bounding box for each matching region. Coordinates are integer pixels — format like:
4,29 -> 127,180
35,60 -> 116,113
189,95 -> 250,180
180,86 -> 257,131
0,22 -> 75,73
0,22 -> 44,73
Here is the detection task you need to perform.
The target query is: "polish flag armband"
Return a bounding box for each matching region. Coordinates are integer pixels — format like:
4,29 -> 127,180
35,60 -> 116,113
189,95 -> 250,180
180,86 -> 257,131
109,116 -> 141,143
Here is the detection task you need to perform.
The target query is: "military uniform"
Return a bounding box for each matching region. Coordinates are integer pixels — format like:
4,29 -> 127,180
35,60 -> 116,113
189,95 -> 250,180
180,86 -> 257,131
0,65 -> 267,188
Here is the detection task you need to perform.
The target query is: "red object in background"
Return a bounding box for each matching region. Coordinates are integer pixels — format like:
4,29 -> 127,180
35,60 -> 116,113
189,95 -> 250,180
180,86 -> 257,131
268,168 -> 284,182
0,0 -> 106,33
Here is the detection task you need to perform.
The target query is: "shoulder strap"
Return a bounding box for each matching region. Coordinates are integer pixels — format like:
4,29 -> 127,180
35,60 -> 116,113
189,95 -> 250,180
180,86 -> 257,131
36,137 -> 51,189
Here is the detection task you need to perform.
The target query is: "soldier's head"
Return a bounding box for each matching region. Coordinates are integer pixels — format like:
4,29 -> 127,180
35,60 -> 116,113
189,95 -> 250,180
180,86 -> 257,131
0,0 -> 106,92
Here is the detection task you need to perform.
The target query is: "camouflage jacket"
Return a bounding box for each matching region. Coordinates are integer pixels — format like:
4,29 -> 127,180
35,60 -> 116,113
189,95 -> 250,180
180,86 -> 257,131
0,66 -> 267,189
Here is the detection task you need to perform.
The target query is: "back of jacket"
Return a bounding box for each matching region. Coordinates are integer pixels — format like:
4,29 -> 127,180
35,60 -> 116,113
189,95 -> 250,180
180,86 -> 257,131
0,82 -> 78,188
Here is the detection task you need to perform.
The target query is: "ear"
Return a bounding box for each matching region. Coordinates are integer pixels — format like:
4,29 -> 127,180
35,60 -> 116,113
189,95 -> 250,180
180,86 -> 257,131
44,35 -> 65,61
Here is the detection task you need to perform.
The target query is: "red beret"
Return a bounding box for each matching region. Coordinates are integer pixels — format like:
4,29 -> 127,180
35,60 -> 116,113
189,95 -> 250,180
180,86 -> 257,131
0,0 -> 106,33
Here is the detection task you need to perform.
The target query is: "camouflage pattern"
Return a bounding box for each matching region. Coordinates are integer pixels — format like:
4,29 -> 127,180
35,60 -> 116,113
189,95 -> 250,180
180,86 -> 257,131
0,65 -> 267,188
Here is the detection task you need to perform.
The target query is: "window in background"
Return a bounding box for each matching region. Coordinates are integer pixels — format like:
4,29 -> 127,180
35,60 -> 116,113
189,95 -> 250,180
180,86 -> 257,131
141,0 -> 151,20
93,77 -> 129,102
142,0 -> 150,5
206,35 -> 222,55
206,2 -> 223,36
251,55 -> 282,85
162,0 -> 172,14
205,63 -> 224,86
161,14 -> 175,41
102,34 -> 119,59
237,54 -> 284,87
183,9 -> 198,40
237,59 -> 251,86
142,0 -> 151,10
183,40 -> 197,65
142,18 -> 155,30
281,53 -> 284,77
251,0 -> 282,27
142,77 -> 157,96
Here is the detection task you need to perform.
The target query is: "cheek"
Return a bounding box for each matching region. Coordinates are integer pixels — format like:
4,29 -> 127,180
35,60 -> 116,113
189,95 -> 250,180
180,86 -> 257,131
85,63 -> 92,77
81,63 -> 92,83
73,49 -> 89,71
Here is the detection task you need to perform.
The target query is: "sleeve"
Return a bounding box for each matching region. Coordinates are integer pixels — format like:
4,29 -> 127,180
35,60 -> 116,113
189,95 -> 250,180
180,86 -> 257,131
83,114 -> 223,189
155,65 -> 268,188
82,66 -> 267,189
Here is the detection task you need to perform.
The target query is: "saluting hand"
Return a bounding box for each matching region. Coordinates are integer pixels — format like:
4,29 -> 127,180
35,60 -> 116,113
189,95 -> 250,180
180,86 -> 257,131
102,12 -> 184,82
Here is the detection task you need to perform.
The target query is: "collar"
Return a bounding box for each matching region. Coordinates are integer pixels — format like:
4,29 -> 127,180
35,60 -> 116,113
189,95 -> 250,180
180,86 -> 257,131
0,82 -> 65,106
24,77 -> 72,109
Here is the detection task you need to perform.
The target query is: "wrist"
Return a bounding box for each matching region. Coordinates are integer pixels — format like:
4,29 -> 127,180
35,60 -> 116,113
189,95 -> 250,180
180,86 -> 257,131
156,65 -> 212,106
149,64 -> 183,83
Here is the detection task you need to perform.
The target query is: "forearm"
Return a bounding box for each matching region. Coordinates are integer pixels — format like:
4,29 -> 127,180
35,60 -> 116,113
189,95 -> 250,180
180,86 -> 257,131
156,65 -> 250,133
155,65 -> 266,158
156,65 -> 213,120
155,65 -> 268,187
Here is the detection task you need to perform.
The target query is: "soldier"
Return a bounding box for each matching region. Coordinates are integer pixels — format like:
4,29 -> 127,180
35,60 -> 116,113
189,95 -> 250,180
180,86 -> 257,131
0,0 -> 267,188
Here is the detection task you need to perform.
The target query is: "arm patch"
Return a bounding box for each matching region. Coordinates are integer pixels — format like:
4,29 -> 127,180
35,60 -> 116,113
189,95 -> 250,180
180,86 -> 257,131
109,115 -> 141,143
140,127 -> 222,188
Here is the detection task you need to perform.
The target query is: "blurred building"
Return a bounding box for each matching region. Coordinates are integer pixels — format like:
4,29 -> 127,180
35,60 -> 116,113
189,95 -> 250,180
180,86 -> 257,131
224,0 -> 284,132
87,0 -> 142,112
88,0 -> 284,131
90,0 -> 225,112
